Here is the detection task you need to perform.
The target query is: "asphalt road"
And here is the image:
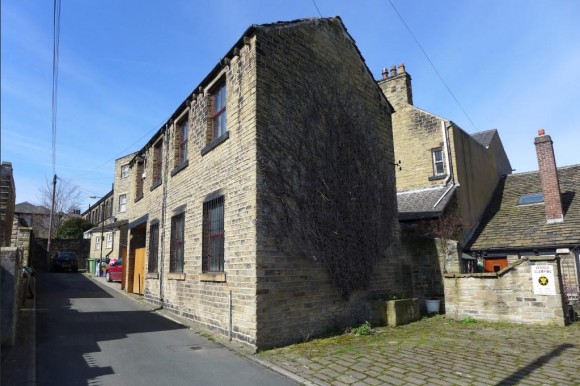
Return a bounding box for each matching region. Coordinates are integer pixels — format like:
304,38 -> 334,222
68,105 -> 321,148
36,272 -> 297,386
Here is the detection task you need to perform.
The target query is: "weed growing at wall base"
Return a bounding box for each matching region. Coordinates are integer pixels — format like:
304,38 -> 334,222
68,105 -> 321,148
350,321 -> 372,336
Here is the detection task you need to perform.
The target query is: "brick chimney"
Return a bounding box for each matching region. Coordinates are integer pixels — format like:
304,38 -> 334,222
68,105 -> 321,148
377,63 -> 413,109
534,129 -> 563,223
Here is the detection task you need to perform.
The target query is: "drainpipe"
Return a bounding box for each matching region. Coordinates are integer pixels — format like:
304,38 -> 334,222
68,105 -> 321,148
158,123 -> 170,307
433,120 -> 455,209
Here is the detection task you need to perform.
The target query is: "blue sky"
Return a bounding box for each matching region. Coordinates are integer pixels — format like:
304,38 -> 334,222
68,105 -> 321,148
2,0 -> 579,211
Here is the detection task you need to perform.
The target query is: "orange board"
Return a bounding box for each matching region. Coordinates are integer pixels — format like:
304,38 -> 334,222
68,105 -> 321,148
483,257 -> 508,273
132,248 -> 146,294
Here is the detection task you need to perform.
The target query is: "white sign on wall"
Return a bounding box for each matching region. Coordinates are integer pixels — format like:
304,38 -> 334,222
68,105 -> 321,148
531,264 -> 556,295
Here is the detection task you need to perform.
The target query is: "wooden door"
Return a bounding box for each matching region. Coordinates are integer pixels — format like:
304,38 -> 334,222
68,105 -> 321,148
132,248 -> 146,294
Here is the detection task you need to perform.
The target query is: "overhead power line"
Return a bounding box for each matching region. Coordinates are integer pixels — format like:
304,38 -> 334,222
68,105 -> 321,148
312,0 -> 323,17
52,0 -> 62,175
387,0 -> 479,132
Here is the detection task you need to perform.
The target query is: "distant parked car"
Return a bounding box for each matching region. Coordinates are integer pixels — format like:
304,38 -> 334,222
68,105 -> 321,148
52,251 -> 79,272
106,258 -> 123,282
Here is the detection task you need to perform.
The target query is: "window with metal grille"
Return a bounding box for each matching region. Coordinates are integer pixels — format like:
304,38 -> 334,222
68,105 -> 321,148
148,222 -> 159,273
170,213 -> 185,273
432,148 -> 445,176
211,82 -> 227,140
202,196 -> 224,272
177,119 -> 188,166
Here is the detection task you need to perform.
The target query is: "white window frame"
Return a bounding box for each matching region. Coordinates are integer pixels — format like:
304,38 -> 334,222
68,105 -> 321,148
121,164 -> 129,178
119,194 -> 127,213
106,233 -> 113,249
95,236 -> 101,250
432,148 -> 445,176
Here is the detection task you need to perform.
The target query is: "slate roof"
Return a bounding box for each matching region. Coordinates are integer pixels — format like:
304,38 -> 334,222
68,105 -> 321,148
397,185 -> 457,221
471,129 -> 496,148
467,164 -> 580,251
15,201 -> 50,214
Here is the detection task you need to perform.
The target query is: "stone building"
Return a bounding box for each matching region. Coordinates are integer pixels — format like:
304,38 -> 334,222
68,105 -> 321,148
83,153 -> 134,273
119,17 -> 401,349
465,130 -> 580,321
377,65 -> 513,304
1,162 -> 16,246
14,202 -> 51,239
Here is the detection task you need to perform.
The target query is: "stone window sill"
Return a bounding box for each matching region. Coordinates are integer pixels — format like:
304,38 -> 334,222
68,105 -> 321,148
201,132 -> 229,156
200,272 -> 226,282
146,272 -> 159,279
167,272 -> 185,281
171,160 -> 189,177
428,174 -> 447,181
150,180 -> 162,192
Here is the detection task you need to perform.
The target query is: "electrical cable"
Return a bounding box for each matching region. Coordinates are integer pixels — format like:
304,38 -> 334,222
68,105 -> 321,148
312,0 -> 323,17
51,0 -> 61,176
387,0 -> 479,131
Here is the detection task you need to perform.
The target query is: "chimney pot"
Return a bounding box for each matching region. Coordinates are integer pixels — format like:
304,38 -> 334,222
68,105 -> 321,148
538,128 -> 545,136
397,64 -> 406,74
390,65 -> 397,77
382,68 -> 388,79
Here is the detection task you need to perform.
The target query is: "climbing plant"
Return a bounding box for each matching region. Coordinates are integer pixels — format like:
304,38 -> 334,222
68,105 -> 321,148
257,57 -> 397,298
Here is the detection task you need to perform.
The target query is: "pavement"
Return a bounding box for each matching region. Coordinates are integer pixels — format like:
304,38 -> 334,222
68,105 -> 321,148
1,270 -> 37,385
3,271 -> 580,385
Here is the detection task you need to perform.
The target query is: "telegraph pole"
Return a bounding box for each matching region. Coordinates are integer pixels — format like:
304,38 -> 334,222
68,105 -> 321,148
47,174 -> 58,268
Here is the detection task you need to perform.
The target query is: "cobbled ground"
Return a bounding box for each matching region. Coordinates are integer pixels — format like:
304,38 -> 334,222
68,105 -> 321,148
258,316 -> 580,386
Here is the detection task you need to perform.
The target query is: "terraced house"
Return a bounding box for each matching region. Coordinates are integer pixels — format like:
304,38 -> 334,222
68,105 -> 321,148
83,153 -> 134,274
121,17 -> 403,349
377,65 -> 513,303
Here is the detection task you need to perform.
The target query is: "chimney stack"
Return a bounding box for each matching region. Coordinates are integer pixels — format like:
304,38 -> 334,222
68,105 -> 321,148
377,63 -> 413,109
534,129 -> 563,223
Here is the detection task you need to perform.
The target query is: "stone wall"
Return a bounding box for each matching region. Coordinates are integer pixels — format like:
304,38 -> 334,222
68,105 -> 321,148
11,218 -> 32,266
132,23 -> 259,346
31,238 -> 90,270
560,251 -> 580,314
0,162 -> 16,247
399,226 -> 463,312
444,256 -> 567,326
1,247 -> 22,346
253,18 -> 401,348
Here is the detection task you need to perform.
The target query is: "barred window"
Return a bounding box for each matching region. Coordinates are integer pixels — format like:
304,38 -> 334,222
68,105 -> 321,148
170,213 -> 185,273
202,196 -> 224,272
148,222 -> 159,273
